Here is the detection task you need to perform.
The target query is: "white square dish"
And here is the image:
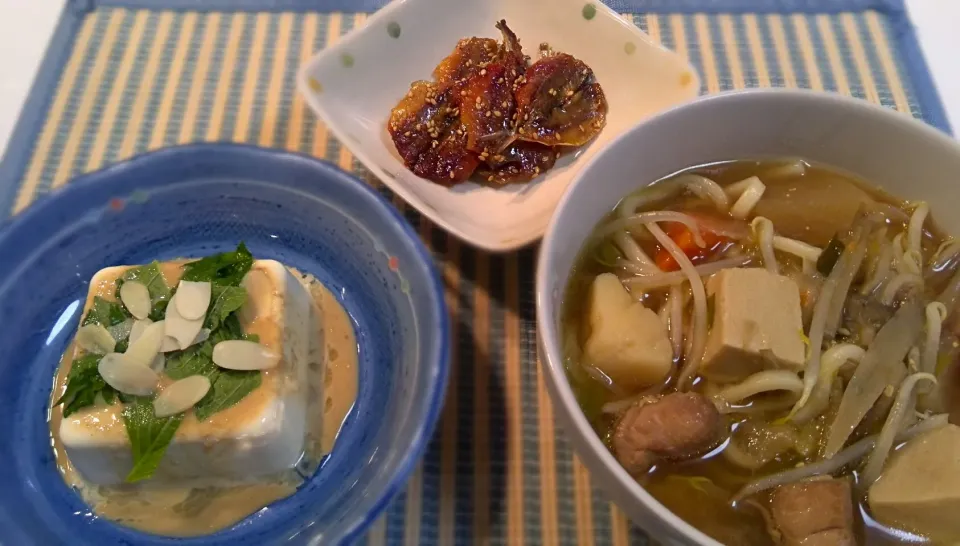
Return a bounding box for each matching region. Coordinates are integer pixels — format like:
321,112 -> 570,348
298,0 -> 700,251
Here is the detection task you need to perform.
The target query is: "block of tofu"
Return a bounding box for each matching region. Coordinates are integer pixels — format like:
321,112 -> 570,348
869,424 -> 960,543
583,273 -> 672,390
700,268 -> 805,382
59,260 -> 323,486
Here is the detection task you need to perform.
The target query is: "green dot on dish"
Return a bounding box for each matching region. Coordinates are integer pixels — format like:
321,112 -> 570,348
387,21 -> 401,39
341,53 -> 355,68
582,3 -> 597,20
624,42 -> 636,54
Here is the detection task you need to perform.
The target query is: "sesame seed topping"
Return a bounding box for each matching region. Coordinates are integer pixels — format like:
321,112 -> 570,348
432,140 -> 438,148
549,88 -> 557,96
480,69 -> 487,76
566,90 -> 574,97
487,176 -> 494,182
404,131 -> 411,137
494,110 -> 502,117
501,101 -> 508,108
449,171 -> 456,179
485,111 -> 491,117
461,90 -> 467,96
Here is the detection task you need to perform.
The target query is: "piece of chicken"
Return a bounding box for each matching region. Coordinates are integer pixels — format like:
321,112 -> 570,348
612,392 -> 725,476
770,479 -> 856,546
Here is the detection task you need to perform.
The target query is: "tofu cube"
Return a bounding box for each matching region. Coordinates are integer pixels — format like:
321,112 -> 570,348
583,273 -> 673,390
700,268 -> 805,382
59,260 -> 323,486
869,424 -> 960,543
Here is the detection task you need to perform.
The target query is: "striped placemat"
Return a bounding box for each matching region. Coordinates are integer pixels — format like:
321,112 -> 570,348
0,1 -> 949,545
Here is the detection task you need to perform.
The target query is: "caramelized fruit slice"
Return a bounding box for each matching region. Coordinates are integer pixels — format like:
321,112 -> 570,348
477,142 -> 558,185
461,63 -> 519,155
514,53 -> 608,147
388,81 -> 479,184
432,37 -> 500,89
460,20 -> 528,155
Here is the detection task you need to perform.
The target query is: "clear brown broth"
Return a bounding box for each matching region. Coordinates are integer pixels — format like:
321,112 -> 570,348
562,160 -> 945,545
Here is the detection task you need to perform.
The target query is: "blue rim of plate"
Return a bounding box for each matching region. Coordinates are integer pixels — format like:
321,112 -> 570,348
0,143 -> 451,545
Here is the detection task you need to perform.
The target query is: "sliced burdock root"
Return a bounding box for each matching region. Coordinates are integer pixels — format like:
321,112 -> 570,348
514,53 -> 608,147
388,81 -> 480,185
476,142 -> 559,186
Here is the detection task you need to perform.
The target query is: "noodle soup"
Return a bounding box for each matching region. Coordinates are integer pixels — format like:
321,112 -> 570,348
563,159 -> 960,545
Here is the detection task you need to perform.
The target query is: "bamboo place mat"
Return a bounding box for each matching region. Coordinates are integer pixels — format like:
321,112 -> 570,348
0,0 -> 951,545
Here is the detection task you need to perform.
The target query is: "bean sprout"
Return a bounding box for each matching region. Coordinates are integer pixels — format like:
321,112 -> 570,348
880,273 -> 923,305
674,174 -> 730,213
860,373 -> 938,488
892,233 -> 922,275
751,217 -> 779,275
906,202 -> 929,257
921,302 -> 947,376
713,370 -> 804,405
669,285 -> 684,360
773,236 -> 822,263
648,223 -> 708,389
792,344 -> 866,425
787,254 -> 842,420
597,212 -> 707,249
623,255 -> 753,292
730,177 -> 766,219
614,232 -> 658,274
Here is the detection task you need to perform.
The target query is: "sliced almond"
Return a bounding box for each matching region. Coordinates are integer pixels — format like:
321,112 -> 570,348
165,293 -> 204,349
212,340 -> 279,370
76,324 -> 116,354
149,353 -> 166,374
153,375 -> 211,417
124,320 -> 165,367
160,336 -> 181,353
129,319 -> 153,345
98,353 -> 159,396
119,281 -> 151,320
176,281 -> 212,320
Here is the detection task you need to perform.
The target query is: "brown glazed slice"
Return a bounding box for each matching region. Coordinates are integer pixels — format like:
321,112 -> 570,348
388,81 -> 479,184
476,142 -> 558,185
514,53 -> 608,147
459,20 -> 527,155
432,37 -> 500,90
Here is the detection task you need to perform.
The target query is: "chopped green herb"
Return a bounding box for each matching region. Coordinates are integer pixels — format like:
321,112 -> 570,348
165,336 -> 261,422
82,296 -> 130,327
165,342 -> 216,380
181,243 -> 254,287
817,236 -> 844,276
55,354 -> 117,417
122,398 -> 184,483
204,285 -> 246,331
193,368 -> 262,422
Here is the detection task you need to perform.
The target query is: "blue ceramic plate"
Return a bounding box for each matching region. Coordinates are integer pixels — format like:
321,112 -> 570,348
0,144 -> 449,545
